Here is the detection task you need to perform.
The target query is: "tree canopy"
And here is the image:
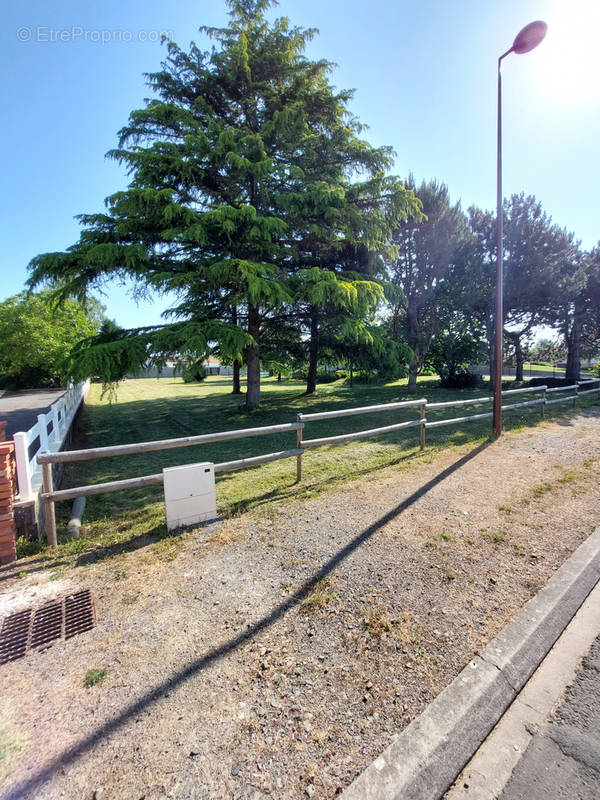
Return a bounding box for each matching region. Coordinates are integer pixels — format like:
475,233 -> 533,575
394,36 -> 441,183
0,292 -> 104,388
28,0 -> 419,407
388,177 -> 465,392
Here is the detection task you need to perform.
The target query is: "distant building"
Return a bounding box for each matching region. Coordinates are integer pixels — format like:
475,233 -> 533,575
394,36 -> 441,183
129,356 -> 244,379
204,357 -> 221,376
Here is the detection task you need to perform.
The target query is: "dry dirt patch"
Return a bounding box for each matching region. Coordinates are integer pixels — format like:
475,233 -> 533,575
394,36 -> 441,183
1,410 -> 600,800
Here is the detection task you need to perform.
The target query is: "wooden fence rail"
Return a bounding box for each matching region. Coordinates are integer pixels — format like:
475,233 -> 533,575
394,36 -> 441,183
297,398 -> 426,422
37,421 -> 303,464
39,448 -> 305,505
36,377 -> 600,548
38,423 -> 304,547
425,410 -> 494,429
302,418 -> 423,449
426,384 -> 550,411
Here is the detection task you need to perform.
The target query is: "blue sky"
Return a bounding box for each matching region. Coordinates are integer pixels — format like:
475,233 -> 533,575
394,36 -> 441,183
2,0 -> 598,329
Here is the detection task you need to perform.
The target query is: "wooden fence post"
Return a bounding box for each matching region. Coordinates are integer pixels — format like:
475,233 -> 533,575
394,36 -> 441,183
296,416 -> 303,483
541,386 -> 546,418
41,462 -> 57,548
573,384 -> 578,408
420,402 -> 426,451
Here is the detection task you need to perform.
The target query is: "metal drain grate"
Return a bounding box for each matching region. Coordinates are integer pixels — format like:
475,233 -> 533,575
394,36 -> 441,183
65,589 -> 95,639
0,589 -> 95,665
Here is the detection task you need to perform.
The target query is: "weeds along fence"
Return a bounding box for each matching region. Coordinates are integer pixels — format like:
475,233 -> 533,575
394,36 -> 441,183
37,379 -> 600,547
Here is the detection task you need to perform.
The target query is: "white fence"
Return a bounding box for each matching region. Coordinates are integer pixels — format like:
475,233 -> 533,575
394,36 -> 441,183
13,380 -> 90,501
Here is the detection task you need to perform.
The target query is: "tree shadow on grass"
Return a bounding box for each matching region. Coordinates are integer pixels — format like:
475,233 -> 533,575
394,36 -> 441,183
3,440 -> 491,800
73,523 -> 178,568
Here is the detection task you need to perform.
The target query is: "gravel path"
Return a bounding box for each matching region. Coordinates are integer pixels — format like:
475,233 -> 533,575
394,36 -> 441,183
1,408 -> 599,800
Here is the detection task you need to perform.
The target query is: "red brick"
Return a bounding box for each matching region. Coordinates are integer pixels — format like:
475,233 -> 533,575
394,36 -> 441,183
0,521 -> 15,532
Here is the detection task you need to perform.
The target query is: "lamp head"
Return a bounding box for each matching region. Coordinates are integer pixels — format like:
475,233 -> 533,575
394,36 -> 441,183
512,20 -> 548,54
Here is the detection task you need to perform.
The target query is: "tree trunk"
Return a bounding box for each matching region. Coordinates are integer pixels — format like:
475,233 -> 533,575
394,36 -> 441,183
232,360 -> 241,394
245,303 -> 261,409
565,299 -> 583,383
407,359 -> 418,393
406,302 -> 420,394
508,333 -> 525,382
231,306 -> 242,395
306,311 -> 319,395
485,309 -> 495,395
277,371 -> 281,382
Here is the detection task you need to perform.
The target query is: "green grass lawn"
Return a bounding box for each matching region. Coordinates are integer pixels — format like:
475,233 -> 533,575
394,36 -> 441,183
523,362 -> 566,373
519,363 -> 594,376
39,373 -> 597,557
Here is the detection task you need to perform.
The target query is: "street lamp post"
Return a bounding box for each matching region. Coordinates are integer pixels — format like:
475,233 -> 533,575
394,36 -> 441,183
493,20 -> 547,437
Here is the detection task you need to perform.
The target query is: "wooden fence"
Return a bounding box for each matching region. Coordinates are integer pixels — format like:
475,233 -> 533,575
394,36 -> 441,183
36,378 -> 600,547
36,421 -> 304,547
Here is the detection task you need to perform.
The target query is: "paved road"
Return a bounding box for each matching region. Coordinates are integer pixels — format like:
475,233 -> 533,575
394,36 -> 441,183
0,389 -> 66,438
500,636 -> 600,800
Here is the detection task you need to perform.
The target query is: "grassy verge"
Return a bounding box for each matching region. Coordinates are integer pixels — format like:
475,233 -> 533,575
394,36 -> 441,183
21,374 -> 598,561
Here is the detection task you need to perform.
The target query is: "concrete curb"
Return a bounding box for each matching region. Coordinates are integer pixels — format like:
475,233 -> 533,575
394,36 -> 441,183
341,526 -> 600,800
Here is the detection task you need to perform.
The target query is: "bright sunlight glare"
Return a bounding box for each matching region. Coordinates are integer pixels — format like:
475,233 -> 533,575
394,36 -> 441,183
534,0 -> 600,107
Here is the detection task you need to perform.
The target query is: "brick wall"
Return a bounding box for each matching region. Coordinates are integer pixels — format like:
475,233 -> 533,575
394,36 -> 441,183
0,421 -> 17,564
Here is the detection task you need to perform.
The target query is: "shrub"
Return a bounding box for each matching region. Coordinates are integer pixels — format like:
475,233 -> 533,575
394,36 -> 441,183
440,372 -> 478,389
346,370 -> 376,384
528,376 -> 570,388
316,370 -> 340,384
181,362 -> 207,383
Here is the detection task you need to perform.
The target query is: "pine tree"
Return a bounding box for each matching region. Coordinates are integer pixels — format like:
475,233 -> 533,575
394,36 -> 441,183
29,0 -> 418,407
389,177 -> 465,393
503,195 -> 576,381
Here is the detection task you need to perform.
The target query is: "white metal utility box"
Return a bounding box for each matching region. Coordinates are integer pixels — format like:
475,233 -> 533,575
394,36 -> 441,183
163,462 -> 217,530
